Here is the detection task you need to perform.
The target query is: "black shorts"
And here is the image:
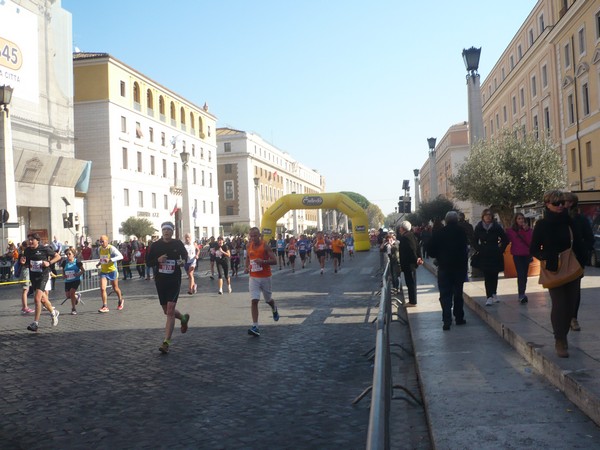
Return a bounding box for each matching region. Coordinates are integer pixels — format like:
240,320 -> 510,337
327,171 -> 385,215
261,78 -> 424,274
64,280 -> 81,292
333,253 -> 342,262
288,255 -> 296,263
299,252 -> 307,261
155,277 -> 182,305
316,250 -> 326,259
30,273 -> 49,291
277,250 -> 285,257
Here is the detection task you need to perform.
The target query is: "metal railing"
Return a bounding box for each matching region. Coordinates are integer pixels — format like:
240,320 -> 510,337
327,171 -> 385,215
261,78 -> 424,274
354,261 -> 422,450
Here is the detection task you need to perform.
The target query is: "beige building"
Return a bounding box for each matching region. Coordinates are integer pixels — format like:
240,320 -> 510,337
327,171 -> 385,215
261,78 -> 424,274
73,53 -> 220,242
216,128 -> 325,235
0,0 -> 88,245
482,0 -> 600,196
420,122 -> 482,221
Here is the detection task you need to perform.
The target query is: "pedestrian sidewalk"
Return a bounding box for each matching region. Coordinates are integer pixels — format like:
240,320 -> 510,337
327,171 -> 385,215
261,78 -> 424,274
405,262 -> 600,448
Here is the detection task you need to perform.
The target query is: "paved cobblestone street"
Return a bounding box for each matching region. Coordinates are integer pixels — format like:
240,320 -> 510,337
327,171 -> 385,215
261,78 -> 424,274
0,251 -> 386,449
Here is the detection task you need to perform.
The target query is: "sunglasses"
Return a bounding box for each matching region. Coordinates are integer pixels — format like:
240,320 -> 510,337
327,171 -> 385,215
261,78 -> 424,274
550,201 -> 565,207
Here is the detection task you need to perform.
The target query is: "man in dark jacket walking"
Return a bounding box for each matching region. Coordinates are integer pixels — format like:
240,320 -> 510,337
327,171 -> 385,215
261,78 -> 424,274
427,211 -> 469,330
397,221 -> 423,306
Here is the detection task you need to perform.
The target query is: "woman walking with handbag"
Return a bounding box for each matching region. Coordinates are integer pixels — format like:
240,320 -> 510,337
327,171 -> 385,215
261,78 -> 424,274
473,209 -> 509,306
530,190 -> 586,358
506,213 -> 533,304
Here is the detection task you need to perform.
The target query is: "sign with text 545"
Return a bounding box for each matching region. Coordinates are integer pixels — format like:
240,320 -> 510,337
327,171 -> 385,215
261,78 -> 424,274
0,1 -> 39,103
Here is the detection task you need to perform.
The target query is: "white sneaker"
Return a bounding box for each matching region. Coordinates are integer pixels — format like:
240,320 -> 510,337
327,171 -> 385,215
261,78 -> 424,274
218,289 -> 223,295
493,294 -> 500,303
51,309 -> 60,326
228,285 -> 232,293
485,298 -> 493,306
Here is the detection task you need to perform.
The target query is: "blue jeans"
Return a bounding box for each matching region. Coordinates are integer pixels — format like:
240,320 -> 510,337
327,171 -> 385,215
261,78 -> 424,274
513,255 -> 530,298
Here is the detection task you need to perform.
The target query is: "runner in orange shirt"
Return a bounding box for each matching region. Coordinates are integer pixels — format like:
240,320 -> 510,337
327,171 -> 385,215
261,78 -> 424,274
330,233 -> 345,273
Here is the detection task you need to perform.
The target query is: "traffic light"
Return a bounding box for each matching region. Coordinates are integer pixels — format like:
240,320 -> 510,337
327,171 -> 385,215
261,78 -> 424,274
398,196 -> 405,213
404,198 -> 411,214
63,212 -> 73,228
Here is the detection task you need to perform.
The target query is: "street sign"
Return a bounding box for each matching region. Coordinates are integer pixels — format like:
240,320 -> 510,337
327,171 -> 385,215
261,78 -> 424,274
0,209 -> 8,224
1,222 -> 19,228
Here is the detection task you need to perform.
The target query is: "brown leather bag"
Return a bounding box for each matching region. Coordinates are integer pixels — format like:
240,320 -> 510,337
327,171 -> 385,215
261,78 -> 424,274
538,228 -> 584,289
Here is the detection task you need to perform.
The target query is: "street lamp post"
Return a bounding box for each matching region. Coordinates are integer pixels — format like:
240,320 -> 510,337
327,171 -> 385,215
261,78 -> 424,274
462,47 -> 484,145
179,147 -> 191,239
413,168 -> 420,211
427,137 -> 438,199
253,177 -> 261,229
0,85 -> 18,244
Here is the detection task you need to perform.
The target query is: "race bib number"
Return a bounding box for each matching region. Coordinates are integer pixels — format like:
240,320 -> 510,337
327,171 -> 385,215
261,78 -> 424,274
318,244 -> 325,251
100,256 -> 109,264
288,250 -> 296,256
158,259 -> 176,274
65,270 -> 76,280
250,259 -> 263,273
216,250 -> 223,258
30,260 -> 43,273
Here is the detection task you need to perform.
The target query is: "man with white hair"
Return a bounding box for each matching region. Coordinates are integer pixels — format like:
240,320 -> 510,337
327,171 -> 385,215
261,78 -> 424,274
397,221 -> 423,306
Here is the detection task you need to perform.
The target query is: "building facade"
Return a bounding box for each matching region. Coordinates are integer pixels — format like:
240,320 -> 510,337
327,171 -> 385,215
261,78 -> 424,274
419,122 -> 483,222
73,53 -> 220,242
481,0 -> 600,195
1,0 -> 88,245
216,128 -> 325,235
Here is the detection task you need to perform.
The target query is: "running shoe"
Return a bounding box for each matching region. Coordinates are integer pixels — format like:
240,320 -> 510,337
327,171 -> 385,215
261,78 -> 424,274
228,285 -> 232,293
159,341 -> 170,354
21,307 -> 34,315
98,305 -> 110,313
181,313 -> 190,334
71,309 -> 77,315
27,322 -> 38,332
76,293 -> 81,305
320,269 -> 324,275
218,289 -> 223,295
272,308 -> 280,322
193,285 -> 197,294
117,298 -> 124,310
210,275 -> 214,280
51,309 -> 60,326
248,325 -> 260,337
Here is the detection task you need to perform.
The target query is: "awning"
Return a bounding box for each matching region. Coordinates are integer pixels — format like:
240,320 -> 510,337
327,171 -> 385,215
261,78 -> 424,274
75,160 -> 93,194
13,149 -> 90,188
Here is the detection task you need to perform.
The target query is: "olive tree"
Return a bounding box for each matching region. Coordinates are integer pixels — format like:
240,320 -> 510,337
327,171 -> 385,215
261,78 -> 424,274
451,130 -> 565,226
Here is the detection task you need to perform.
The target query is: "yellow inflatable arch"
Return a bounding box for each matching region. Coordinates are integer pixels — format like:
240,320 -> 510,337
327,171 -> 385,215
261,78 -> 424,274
260,192 -> 370,252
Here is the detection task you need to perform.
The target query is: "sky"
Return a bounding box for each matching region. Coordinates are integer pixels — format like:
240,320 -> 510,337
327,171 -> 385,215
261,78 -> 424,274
62,0 -> 537,215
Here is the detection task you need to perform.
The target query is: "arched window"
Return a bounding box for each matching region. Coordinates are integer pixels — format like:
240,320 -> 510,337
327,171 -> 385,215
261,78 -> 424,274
180,107 -> 186,125
190,112 -> 195,131
159,96 -> 165,116
170,102 -> 176,120
146,89 -> 153,110
133,82 -> 140,104
198,117 -> 205,138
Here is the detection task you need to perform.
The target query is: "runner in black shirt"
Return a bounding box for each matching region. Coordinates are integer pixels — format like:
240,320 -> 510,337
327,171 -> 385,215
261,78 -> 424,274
145,221 -> 190,354
20,232 -> 62,332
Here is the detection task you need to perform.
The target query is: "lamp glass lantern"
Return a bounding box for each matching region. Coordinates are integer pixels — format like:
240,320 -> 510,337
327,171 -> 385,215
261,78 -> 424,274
413,168 -> 419,177
462,47 -> 481,74
427,137 -> 437,152
0,85 -> 14,107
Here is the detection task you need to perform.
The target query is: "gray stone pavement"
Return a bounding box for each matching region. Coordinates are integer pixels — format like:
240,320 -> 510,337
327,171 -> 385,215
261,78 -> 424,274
407,260 -> 600,449
0,251 -> 401,449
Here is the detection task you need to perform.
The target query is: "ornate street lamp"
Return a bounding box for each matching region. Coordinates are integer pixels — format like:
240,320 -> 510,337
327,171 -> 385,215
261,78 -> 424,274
253,177 -> 261,228
426,137 -> 438,199
413,168 -> 421,211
